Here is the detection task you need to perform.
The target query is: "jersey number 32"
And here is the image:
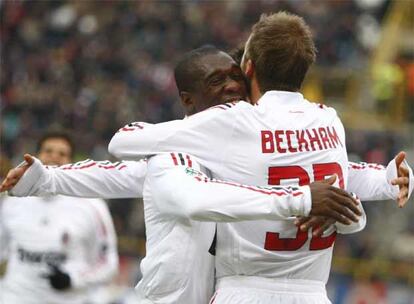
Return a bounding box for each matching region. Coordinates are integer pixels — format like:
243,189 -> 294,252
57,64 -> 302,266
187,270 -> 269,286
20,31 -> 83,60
265,163 -> 343,251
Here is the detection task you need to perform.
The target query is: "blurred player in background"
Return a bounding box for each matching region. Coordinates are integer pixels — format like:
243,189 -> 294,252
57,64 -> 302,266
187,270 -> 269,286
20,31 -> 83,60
108,12 -> 413,304
0,131 -> 118,304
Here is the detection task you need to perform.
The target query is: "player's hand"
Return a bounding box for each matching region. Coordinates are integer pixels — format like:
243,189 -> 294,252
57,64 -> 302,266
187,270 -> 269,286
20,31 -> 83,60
0,154 -> 34,192
41,263 -> 72,291
309,175 -> 361,225
391,151 -> 410,208
295,216 -> 335,237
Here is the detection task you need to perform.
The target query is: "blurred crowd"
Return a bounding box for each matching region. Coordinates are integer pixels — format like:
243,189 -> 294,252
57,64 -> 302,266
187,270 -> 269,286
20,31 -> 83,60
1,0 -> 413,301
1,0 -> 394,163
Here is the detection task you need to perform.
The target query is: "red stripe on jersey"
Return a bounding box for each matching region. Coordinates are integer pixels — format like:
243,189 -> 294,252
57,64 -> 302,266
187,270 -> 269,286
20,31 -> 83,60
118,123 -> 144,132
210,179 -> 303,196
193,176 -> 303,197
61,162 -> 96,170
60,161 -> 127,171
170,153 -> 179,166
120,127 -> 135,132
186,154 -> 192,167
97,164 -> 121,169
349,163 -> 385,171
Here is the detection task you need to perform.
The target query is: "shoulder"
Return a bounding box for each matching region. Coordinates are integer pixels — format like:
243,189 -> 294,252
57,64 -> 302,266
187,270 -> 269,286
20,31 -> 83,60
307,100 -> 338,116
206,100 -> 251,112
196,100 -> 252,117
116,122 -> 153,133
147,152 -> 201,171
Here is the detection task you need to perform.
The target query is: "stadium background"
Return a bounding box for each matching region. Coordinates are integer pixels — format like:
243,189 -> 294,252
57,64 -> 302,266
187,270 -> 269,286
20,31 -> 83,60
0,0 -> 413,303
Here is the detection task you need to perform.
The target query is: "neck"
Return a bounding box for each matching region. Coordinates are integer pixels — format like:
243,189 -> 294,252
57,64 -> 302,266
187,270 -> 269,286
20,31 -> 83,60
250,77 -> 262,104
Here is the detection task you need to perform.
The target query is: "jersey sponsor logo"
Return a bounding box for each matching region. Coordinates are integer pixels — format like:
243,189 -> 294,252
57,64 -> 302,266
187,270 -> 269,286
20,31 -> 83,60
261,126 -> 342,154
17,247 -> 67,265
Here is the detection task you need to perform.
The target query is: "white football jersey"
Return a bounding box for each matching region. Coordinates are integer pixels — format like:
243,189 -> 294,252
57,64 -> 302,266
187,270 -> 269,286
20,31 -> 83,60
140,151 -> 318,304
7,108 -> 410,303
0,195 -> 118,304
9,154 -> 317,304
108,91 -> 371,284
137,153 -> 216,304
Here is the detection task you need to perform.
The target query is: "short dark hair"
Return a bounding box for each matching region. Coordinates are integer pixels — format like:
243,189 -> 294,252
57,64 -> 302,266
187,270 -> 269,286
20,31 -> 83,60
229,45 -> 245,66
245,12 -> 316,92
174,45 -> 222,93
36,130 -> 75,158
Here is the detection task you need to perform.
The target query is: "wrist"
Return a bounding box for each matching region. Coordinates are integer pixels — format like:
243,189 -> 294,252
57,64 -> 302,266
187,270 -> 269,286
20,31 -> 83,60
287,186 -> 311,217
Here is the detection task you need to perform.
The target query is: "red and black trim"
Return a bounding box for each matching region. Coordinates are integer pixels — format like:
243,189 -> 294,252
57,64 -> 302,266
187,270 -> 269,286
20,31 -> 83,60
170,152 -> 193,168
349,162 -> 385,171
207,101 -> 238,111
117,122 -> 145,132
50,159 -> 127,171
193,175 -> 303,197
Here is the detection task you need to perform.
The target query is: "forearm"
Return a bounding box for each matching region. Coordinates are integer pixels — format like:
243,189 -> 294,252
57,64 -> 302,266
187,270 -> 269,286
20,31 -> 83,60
108,121 -> 181,159
108,104 -> 246,160
149,166 -> 311,222
10,158 -> 146,199
347,162 -> 397,201
335,196 -> 366,234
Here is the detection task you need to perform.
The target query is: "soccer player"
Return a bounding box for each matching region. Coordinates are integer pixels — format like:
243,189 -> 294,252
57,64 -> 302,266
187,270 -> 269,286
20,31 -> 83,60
107,12 -> 413,303
0,132 -> 118,304
1,48 -> 411,304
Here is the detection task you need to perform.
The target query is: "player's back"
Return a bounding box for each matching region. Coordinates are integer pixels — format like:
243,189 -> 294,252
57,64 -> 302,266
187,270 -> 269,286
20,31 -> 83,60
205,91 -> 348,283
108,90 -> 350,300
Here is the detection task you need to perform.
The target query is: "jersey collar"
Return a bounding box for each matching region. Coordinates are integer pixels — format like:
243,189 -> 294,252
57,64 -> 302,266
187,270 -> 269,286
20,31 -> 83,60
257,90 -> 305,107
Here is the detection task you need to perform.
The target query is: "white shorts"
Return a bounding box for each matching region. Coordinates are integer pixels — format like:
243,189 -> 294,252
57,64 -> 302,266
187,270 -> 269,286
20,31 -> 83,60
210,276 -> 332,304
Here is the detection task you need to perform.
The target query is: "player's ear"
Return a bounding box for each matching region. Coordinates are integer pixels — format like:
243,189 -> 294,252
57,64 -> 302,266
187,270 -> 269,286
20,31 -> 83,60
244,59 -> 254,79
179,91 -> 195,115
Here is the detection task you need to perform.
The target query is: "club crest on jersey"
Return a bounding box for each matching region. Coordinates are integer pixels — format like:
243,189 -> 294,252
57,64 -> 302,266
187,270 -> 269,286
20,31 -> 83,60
185,167 -> 204,178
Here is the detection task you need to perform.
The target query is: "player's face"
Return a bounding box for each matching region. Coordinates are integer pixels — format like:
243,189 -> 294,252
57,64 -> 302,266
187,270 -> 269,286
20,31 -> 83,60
37,138 -> 72,166
192,52 -> 248,112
